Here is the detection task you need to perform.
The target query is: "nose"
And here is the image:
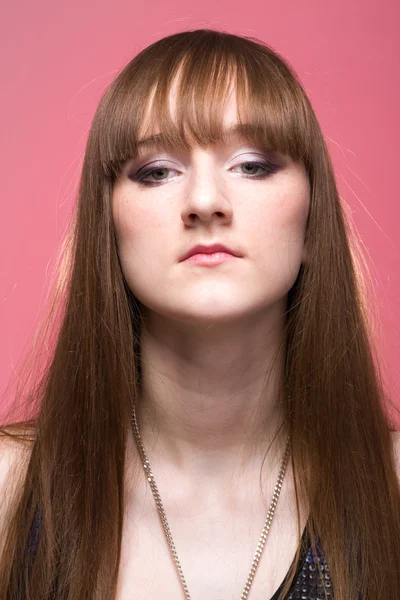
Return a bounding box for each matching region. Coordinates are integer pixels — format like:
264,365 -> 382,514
180,160 -> 233,227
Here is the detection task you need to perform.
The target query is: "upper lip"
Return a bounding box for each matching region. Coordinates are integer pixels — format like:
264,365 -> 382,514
179,243 -> 242,262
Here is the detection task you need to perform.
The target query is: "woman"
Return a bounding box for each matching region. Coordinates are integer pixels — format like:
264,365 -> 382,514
0,28 -> 399,600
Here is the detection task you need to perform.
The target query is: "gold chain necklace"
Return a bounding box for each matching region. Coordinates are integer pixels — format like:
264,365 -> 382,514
131,403 -> 291,599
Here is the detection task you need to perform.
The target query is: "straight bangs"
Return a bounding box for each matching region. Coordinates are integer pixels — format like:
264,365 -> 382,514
95,30 -> 314,181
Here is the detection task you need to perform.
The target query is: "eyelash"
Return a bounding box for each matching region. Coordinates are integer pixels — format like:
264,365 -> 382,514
130,161 -> 280,187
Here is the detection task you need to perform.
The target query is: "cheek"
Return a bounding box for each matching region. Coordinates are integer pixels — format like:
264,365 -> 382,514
112,190 -> 168,239
112,188 -> 174,292
112,189 -> 176,279
246,177 -> 309,290
251,177 -> 310,246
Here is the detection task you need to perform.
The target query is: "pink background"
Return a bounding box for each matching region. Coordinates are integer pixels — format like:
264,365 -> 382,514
1,1 -> 399,424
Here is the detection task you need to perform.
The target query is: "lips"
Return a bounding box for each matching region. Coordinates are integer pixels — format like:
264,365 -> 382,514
179,243 -> 241,262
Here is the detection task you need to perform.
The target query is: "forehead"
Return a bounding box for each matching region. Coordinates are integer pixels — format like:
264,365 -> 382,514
138,75 -> 238,130
136,126 -> 266,158
107,63 -> 305,174
136,81 -> 256,156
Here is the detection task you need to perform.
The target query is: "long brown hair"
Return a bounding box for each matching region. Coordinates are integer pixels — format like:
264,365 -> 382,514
1,28 -> 399,600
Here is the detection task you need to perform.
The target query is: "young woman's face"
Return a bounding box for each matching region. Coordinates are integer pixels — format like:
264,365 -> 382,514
112,91 -> 310,327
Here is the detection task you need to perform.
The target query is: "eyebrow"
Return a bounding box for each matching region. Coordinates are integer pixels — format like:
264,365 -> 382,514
135,123 -> 262,153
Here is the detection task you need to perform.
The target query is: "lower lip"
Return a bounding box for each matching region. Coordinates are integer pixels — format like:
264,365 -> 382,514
183,252 -> 238,265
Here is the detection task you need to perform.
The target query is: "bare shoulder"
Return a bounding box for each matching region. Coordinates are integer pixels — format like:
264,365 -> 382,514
0,421 -> 35,474
390,430 -> 400,484
0,421 -> 35,463
0,423 -> 35,525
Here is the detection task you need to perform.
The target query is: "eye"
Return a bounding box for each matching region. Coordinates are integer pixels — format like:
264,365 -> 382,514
129,159 -> 280,187
231,161 -> 280,178
130,166 -> 179,186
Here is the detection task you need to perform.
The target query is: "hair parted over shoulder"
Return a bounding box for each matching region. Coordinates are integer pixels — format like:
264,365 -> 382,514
0,27 -> 399,599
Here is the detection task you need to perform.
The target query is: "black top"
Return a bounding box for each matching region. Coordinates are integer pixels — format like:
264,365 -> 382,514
270,524 -> 333,599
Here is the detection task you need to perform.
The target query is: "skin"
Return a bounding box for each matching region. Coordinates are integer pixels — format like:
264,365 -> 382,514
112,86 -> 310,508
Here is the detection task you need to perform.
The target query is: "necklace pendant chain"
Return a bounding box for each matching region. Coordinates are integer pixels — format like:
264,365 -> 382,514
131,404 -> 291,600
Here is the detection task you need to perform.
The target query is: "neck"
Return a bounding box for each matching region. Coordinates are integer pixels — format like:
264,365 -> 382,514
129,304 -> 290,495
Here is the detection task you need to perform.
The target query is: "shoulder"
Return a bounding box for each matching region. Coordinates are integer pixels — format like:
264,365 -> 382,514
0,421 -> 35,461
0,421 -> 35,480
390,430 -> 400,484
0,423 -> 35,558
0,423 -> 35,518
